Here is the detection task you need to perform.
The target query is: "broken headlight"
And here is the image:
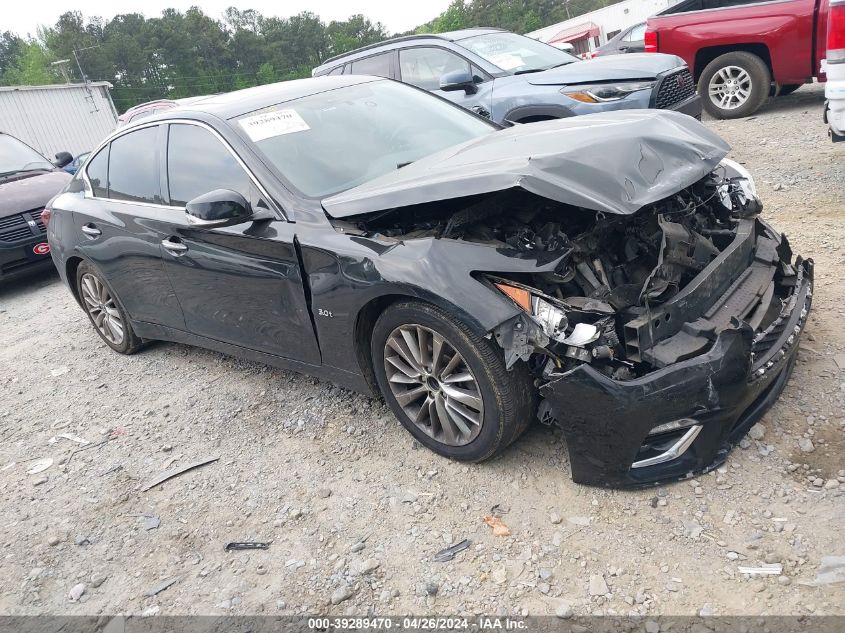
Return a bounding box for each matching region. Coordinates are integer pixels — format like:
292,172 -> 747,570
494,281 -> 569,341
561,81 -> 655,103
719,158 -> 758,198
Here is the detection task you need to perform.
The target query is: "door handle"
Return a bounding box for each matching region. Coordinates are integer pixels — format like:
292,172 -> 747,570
81,223 -> 101,237
161,237 -> 188,256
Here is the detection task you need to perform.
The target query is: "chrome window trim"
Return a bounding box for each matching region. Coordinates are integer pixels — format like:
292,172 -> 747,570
82,118 -> 286,221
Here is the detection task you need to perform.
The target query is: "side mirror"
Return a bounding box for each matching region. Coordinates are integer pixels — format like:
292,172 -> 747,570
54,151 -> 73,168
440,69 -> 477,94
185,189 -> 252,227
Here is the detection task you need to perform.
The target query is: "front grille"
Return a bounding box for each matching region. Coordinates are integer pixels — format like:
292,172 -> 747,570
0,209 -> 45,243
654,69 -> 696,109
0,215 -> 22,230
0,226 -> 35,242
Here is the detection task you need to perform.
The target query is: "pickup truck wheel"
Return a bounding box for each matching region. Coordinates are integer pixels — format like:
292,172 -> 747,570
698,52 -> 771,119
371,301 -> 535,462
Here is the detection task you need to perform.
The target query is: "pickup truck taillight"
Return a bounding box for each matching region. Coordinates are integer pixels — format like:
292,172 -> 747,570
829,0 -> 845,63
40,207 -> 52,228
644,30 -> 658,53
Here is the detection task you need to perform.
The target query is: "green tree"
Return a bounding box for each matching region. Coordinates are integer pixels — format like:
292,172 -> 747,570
1,41 -> 55,86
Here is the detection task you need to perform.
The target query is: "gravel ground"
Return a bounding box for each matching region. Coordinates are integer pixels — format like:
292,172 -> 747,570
1,83 -> 844,618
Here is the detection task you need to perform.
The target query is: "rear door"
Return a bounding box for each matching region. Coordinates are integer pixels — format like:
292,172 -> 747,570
157,121 -> 320,364
74,125 -> 185,328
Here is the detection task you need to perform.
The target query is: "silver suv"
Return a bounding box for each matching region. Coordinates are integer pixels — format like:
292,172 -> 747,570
313,28 -> 701,124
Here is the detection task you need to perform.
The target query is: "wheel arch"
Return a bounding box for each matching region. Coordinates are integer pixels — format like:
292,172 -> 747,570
65,255 -> 85,306
503,104 -> 575,124
352,290 -> 491,395
693,44 -> 772,82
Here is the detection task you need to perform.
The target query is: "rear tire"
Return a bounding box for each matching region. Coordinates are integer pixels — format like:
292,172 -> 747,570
698,51 -> 771,119
76,261 -> 143,355
371,301 -> 535,462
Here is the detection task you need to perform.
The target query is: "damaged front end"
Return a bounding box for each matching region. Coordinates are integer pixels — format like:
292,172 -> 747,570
329,115 -> 812,487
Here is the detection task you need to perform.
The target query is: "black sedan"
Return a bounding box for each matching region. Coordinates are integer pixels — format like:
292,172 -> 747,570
46,76 -> 812,487
1,133 -> 72,281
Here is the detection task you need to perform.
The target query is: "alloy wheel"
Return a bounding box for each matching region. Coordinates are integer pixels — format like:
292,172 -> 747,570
708,65 -> 752,110
383,324 -> 484,446
80,273 -> 125,346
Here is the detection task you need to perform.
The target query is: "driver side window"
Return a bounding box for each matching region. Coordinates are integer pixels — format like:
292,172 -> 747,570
399,47 -> 472,91
166,124 -> 251,207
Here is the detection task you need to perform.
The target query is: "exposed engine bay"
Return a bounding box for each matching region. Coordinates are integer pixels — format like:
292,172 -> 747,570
334,162 -> 800,394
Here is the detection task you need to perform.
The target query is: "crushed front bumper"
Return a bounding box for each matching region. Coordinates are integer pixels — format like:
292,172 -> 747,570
540,258 -> 813,487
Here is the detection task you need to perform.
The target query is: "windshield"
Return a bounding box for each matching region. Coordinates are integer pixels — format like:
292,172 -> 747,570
459,32 -> 579,74
237,80 -> 496,198
0,134 -> 53,176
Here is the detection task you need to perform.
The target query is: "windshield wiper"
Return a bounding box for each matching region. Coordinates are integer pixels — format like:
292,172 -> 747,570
513,67 -> 545,75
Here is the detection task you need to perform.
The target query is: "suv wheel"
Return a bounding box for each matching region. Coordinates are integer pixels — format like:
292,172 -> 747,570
698,51 -> 771,119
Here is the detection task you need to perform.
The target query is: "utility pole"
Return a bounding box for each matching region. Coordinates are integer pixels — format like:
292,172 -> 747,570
72,45 -> 101,113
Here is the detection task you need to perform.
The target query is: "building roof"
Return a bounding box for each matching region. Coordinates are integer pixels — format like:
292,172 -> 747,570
0,81 -> 113,93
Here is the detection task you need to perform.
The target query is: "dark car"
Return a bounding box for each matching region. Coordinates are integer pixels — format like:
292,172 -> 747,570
46,76 -> 811,487
0,133 -> 72,282
593,23 -> 646,57
312,28 -> 701,124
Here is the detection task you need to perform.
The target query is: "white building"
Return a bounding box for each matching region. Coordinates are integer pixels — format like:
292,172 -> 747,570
527,0 -> 683,56
0,82 -> 117,158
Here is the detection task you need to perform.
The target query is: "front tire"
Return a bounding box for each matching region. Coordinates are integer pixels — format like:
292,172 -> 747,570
371,301 -> 534,462
698,51 -> 771,119
76,261 -> 143,354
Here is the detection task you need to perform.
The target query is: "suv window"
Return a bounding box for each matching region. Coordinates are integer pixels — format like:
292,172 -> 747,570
349,52 -> 392,78
399,47 -> 471,91
85,146 -> 109,198
327,66 -> 344,76
167,124 -> 250,207
108,127 -> 161,204
625,24 -> 646,42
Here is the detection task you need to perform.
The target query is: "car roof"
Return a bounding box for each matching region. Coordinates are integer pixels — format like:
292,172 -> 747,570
315,28 -> 504,70
142,75 -> 382,122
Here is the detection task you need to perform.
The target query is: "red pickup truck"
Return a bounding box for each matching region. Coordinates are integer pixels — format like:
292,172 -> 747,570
645,0 -> 831,118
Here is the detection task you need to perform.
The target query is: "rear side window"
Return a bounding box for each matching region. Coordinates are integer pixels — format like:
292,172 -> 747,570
85,146 -> 109,198
166,124 -> 250,207
350,52 -> 392,78
108,127 -> 161,204
327,66 -> 344,76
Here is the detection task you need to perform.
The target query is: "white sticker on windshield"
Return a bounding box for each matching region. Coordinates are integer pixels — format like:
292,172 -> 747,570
489,53 -> 524,70
239,109 -> 310,141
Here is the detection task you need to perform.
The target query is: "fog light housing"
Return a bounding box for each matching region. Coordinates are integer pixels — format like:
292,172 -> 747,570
647,417 -> 699,437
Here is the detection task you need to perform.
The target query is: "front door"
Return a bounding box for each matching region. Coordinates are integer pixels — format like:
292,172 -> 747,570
398,46 -> 494,119
158,122 -> 320,365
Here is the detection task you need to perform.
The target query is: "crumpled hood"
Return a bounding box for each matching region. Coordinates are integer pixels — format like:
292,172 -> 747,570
0,171 -> 71,218
525,53 -> 685,86
322,110 -> 730,218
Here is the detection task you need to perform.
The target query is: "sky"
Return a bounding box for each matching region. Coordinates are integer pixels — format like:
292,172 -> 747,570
3,0 -> 453,38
